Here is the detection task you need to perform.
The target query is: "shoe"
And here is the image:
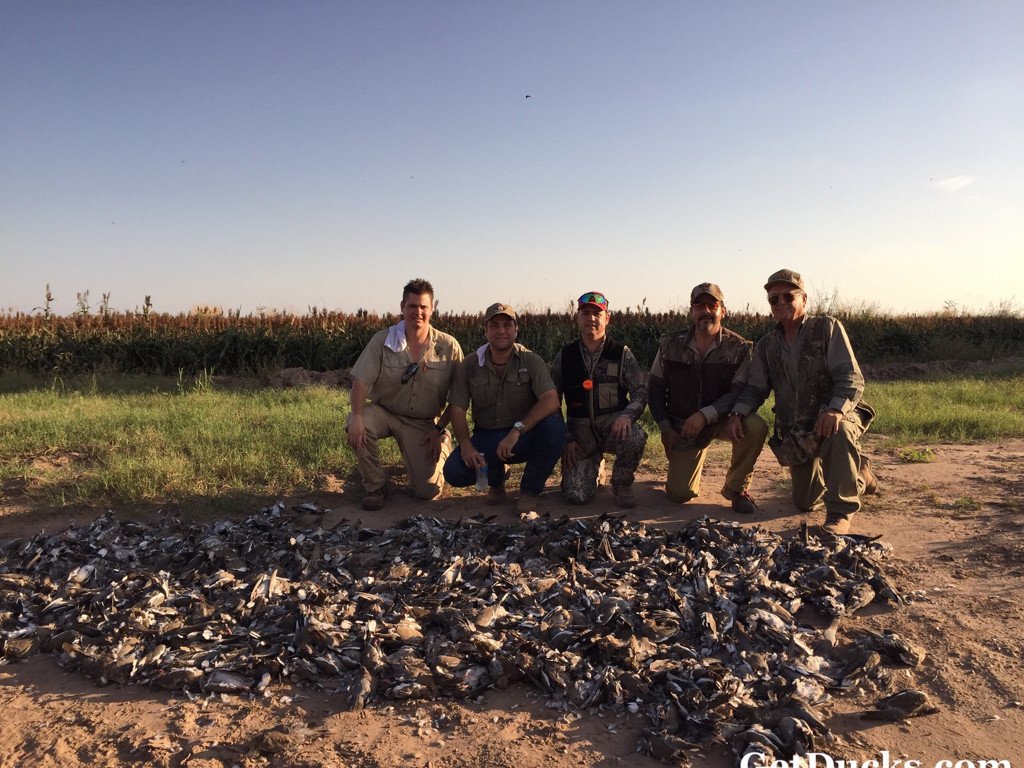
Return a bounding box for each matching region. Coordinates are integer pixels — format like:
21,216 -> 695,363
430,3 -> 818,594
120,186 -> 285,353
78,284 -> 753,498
859,455 -> 879,495
486,485 -> 506,505
515,493 -> 539,515
361,490 -> 385,511
730,491 -> 759,515
613,485 -> 637,509
823,515 -> 851,536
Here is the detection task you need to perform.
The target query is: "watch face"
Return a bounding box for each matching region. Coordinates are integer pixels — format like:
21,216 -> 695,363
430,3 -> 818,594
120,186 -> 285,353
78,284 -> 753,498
514,421 -> 525,431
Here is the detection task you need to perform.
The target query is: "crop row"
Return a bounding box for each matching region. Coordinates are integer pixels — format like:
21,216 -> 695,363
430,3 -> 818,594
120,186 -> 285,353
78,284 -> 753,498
2,309 -> 1023,375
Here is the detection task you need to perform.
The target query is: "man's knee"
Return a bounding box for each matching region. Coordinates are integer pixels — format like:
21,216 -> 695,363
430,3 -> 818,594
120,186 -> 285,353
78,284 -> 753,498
666,488 -> 697,503
413,481 -> 443,500
532,413 -> 568,450
744,413 -> 770,441
442,453 -> 474,488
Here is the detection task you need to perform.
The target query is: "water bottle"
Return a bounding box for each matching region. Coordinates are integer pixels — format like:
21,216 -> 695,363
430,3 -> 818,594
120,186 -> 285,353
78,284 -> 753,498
475,464 -> 489,492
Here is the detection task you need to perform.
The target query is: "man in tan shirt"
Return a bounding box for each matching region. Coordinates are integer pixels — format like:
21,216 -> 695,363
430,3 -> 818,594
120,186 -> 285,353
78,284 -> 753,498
444,303 -> 566,514
348,278 -> 463,510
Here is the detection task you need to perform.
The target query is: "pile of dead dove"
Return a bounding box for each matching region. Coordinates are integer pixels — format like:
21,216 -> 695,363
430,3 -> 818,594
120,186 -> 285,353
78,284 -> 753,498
0,503 -> 936,765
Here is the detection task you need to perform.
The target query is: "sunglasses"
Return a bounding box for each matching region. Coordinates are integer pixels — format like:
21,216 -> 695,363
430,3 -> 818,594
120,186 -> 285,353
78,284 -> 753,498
578,292 -> 609,308
692,300 -> 721,311
768,292 -> 801,306
400,362 -> 419,384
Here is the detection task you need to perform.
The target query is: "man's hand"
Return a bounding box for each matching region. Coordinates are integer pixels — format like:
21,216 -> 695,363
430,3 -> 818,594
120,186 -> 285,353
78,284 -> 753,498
421,428 -> 444,462
347,413 -> 366,450
496,429 -> 521,461
610,415 -> 632,442
815,409 -> 843,439
725,413 -> 744,442
660,426 -> 681,457
460,444 -> 486,470
680,411 -> 707,440
563,441 -> 580,471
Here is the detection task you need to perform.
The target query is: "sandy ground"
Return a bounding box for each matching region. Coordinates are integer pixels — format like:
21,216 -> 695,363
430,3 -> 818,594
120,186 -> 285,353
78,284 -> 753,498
1,438 -> 1023,768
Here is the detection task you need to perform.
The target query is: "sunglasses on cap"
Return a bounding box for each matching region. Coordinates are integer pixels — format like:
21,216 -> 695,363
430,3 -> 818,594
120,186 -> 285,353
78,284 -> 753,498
400,362 -> 419,384
768,292 -> 802,306
578,292 -> 609,308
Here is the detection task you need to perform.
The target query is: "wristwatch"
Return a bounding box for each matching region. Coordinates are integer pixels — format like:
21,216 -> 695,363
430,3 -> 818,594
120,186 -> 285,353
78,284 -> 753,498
513,421 -> 526,431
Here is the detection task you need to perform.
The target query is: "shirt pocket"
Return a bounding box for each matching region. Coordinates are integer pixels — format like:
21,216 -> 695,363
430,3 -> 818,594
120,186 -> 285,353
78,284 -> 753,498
504,372 -> 533,415
381,352 -> 412,385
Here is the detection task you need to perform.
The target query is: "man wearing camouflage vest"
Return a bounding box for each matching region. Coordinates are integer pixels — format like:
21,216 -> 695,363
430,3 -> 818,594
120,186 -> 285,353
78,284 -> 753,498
726,269 -> 878,536
550,291 -> 648,508
649,282 -> 767,514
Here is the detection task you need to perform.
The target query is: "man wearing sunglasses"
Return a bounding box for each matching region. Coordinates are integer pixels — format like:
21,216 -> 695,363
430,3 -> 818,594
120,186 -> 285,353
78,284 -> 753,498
444,302 -> 566,514
550,291 -> 648,508
348,278 -> 464,511
726,269 -> 878,536
649,283 -> 768,514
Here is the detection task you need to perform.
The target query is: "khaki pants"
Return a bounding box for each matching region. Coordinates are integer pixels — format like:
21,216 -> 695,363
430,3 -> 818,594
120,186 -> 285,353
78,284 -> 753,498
666,413 -> 768,502
789,415 -> 866,520
348,405 -> 451,499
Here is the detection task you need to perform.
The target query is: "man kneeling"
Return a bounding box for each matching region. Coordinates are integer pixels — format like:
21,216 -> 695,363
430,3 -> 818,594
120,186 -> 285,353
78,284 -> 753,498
649,283 -> 767,513
551,291 -> 648,508
443,303 -> 566,514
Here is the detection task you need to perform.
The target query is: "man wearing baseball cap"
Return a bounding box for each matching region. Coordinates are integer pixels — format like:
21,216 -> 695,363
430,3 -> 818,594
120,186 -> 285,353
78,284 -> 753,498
550,291 -> 648,508
443,302 -> 566,514
648,282 -> 768,513
726,269 -> 878,536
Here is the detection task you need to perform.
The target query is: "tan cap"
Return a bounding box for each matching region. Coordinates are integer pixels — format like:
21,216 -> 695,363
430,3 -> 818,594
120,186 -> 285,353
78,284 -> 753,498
484,302 -> 517,322
690,282 -> 725,303
764,269 -> 806,292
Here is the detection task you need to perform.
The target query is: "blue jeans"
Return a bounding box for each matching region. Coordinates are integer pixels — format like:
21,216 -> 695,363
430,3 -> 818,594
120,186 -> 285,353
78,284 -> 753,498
443,413 -> 567,496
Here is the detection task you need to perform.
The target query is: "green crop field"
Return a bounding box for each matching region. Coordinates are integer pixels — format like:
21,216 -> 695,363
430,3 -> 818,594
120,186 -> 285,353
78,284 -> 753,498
3,304 -> 1023,376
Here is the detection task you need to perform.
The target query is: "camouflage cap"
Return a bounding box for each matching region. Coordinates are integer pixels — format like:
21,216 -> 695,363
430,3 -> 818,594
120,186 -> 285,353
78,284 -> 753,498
764,269 -> 806,292
484,302 -> 517,322
690,282 -> 725,303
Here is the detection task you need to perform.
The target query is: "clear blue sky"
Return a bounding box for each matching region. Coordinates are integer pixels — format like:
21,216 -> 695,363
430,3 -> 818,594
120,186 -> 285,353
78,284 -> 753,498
2,2 -> 1021,316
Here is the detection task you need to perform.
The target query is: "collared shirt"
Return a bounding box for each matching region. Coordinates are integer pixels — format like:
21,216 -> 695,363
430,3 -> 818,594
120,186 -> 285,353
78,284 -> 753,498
648,327 -> 750,429
449,343 -> 555,430
350,325 -> 464,421
732,315 -> 864,418
550,339 -> 648,424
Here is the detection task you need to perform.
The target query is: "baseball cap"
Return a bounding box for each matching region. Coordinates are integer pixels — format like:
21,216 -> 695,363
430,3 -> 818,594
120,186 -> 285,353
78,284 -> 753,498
764,269 -> 806,292
690,283 -> 725,304
484,302 -> 517,322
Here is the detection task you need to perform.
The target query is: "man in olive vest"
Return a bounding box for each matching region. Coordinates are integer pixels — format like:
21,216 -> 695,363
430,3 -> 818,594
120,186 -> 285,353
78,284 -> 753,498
550,291 -> 648,508
726,269 -> 878,536
443,303 -> 567,515
649,282 -> 767,514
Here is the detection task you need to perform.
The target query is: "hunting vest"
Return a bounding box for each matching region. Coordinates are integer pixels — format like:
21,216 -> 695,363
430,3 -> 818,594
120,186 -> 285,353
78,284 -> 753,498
657,328 -> 751,419
560,340 -> 629,419
764,315 -> 834,434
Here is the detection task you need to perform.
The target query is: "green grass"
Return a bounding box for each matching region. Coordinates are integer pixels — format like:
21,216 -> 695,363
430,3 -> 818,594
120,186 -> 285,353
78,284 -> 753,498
1,366 -> 1022,510
866,364 -> 1024,443
0,375 -> 373,508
